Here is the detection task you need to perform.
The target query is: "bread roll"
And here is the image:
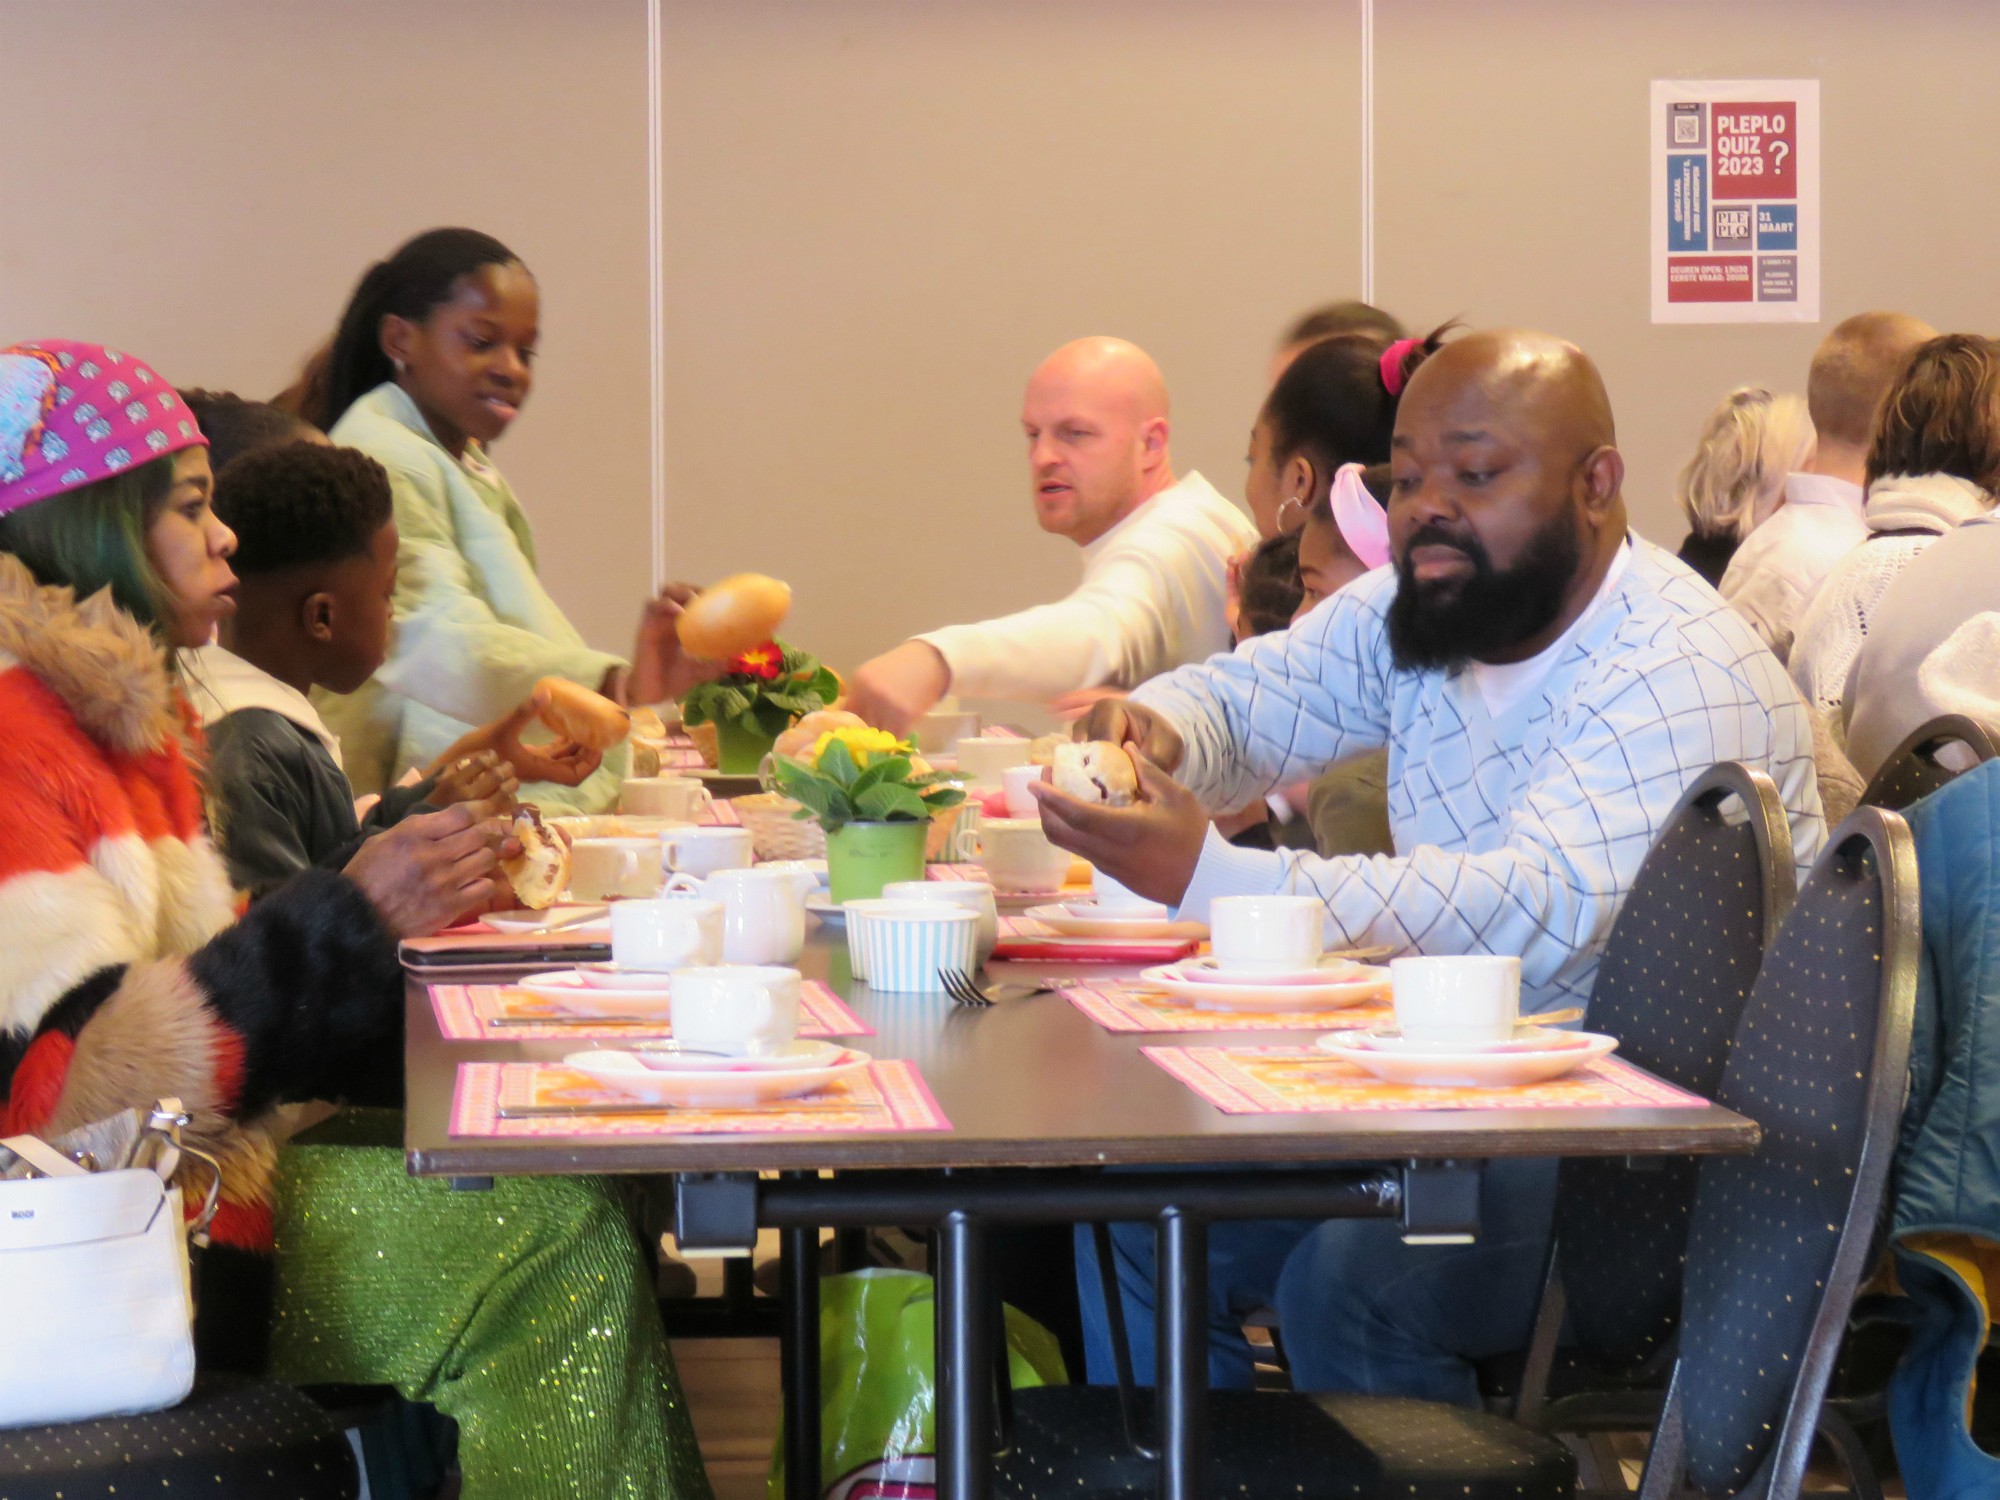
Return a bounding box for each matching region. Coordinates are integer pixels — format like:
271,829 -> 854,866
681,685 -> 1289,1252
676,573 -> 792,660
534,677 -> 630,751
1051,741 -> 1140,807
501,807 -> 572,909
774,708 -> 867,762
1028,732 -> 1068,767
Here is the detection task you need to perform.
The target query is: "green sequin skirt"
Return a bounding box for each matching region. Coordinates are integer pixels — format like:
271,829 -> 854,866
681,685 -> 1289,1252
266,1117 -> 712,1498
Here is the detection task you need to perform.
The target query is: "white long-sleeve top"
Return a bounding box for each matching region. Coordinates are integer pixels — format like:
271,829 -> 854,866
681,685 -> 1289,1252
1717,471 -> 1866,662
916,471 -> 1257,703
1130,537 -> 1824,1018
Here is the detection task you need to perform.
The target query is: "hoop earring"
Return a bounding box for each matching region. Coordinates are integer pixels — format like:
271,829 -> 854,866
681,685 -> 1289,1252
1274,494 -> 1307,533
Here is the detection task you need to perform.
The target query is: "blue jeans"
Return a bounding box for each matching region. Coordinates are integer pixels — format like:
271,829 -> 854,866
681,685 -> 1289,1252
1075,1158 -> 1559,1405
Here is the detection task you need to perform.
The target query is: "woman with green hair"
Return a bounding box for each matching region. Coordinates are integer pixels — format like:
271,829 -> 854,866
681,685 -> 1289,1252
0,339 -> 711,1497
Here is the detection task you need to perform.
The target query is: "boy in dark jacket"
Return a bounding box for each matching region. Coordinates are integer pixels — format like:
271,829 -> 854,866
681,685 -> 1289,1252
196,439 -> 518,894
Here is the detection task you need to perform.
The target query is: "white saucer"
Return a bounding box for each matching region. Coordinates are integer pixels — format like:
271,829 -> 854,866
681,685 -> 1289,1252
626,1039 -> 848,1073
1139,962 -> 1390,1012
1024,902 -> 1207,940
564,1046 -> 870,1107
485,904 -> 608,935
805,896 -> 846,928
517,970 -> 673,1019
1315,1029 -> 1617,1088
1174,955 -> 1372,987
576,963 -> 677,993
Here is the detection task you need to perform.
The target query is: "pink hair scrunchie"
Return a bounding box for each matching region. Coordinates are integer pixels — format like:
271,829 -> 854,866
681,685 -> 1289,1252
1378,337 -> 1423,397
1329,462 -> 1391,570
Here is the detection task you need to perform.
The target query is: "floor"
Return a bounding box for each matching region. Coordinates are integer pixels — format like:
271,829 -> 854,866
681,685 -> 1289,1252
668,1231 -> 788,1500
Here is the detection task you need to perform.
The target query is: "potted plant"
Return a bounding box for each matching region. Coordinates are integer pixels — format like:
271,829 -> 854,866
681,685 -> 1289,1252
773,726 -> 966,901
679,640 -> 840,773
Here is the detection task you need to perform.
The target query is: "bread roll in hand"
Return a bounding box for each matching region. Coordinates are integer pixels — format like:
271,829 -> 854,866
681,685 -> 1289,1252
500,807 -> 572,909
1052,741 -> 1140,807
675,573 -> 792,660
533,677 -> 630,751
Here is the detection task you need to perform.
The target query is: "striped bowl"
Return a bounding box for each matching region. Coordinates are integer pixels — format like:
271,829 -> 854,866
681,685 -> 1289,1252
847,902 -> 981,993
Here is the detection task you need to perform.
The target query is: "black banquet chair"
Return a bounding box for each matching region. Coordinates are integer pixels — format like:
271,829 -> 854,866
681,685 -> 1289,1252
998,803 -> 1919,1500
0,1374 -> 361,1499
1859,712 -> 1999,812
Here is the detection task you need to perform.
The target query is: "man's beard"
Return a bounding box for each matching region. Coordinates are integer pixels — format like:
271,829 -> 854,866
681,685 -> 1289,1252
1385,506 -> 1584,672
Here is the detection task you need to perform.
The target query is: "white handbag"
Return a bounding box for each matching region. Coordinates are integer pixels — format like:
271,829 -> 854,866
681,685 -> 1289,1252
0,1099 -> 221,1429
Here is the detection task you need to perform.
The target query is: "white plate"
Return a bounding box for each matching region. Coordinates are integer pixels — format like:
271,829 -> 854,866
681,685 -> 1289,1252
517,970 -> 673,1019
624,1039 -> 849,1073
564,1046 -> 870,1107
1138,962 -> 1390,1012
1024,903 -> 1207,940
1172,955 -> 1372,988
485,904 -> 608,935
575,963 -> 677,993
805,896 -> 846,928
1315,1029 -> 1618,1088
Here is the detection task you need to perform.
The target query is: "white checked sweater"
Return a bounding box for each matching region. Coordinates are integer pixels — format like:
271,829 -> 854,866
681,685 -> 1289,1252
1132,536 -> 1825,1018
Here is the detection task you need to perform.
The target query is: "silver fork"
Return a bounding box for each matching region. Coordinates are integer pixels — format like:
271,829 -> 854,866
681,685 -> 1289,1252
942,971 -> 1082,1007
941,968 -> 995,1008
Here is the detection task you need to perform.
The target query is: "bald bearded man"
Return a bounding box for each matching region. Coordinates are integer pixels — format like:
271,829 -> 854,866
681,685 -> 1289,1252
1041,330 -> 1824,1402
846,337 -> 1256,733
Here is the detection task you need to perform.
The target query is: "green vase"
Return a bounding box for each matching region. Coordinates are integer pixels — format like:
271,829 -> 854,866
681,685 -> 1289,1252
826,819 -> 929,903
715,717 -> 779,774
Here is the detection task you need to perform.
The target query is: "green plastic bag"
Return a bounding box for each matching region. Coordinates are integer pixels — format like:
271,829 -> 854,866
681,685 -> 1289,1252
769,1268 -> 1069,1499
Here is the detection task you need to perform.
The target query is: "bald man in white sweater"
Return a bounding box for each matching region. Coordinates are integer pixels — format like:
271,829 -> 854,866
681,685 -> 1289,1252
846,337 -> 1257,733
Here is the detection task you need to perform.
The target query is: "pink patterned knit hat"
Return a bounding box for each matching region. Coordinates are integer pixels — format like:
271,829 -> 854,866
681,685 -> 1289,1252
0,340 -> 207,516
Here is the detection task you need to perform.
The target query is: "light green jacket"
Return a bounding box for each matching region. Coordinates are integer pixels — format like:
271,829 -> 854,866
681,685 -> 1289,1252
315,383 -> 628,813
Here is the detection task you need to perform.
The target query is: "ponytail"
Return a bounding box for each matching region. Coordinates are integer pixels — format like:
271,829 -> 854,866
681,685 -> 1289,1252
312,227 -> 523,431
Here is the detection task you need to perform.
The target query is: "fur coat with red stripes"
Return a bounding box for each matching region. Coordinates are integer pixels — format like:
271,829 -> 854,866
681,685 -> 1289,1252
0,555 -> 403,1353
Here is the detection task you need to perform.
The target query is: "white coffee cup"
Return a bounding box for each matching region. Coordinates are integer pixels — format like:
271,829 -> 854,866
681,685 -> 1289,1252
661,825 -> 755,878
1002,763 -> 1049,819
665,865 -> 815,965
881,879 -> 999,964
1390,956 -> 1522,1050
621,775 -> 714,821
1092,867 -> 1165,916
670,965 -> 802,1057
915,706 -> 981,755
611,896 -> 725,972
569,837 -> 666,902
1208,895 -> 1326,974
954,735 -> 1033,788
975,817 -> 1073,893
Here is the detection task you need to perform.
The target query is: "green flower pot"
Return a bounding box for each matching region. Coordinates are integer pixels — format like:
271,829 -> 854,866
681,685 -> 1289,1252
826,819 -> 929,903
714,717 -> 780,774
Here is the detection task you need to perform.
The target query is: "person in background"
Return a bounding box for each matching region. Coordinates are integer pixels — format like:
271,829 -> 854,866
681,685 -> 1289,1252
300,227 -> 712,811
1720,311 -> 1936,659
1789,335 -> 2000,757
198,440 -> 519,895
1039,329 -> 1822,1403
1673,386 -> 1816,587
1269,299 -> 1407,388
0,341 -> 714,1497
847,336 -> 1256,734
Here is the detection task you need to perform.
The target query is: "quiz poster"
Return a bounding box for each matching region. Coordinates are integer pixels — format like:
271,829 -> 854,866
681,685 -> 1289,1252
1650,79 -> 1819,323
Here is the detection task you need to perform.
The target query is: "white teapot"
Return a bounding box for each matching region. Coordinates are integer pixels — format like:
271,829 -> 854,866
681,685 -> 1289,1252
664,865 -> 817,965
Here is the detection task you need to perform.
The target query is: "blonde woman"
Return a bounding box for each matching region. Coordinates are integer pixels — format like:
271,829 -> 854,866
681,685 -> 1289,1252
1674,386 -> 1816,586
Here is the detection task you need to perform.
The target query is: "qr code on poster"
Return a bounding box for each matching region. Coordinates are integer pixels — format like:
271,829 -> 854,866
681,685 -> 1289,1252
1671,103 -> 1703,146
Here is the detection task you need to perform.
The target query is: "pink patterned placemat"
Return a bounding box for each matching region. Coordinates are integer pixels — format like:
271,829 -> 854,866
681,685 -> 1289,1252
650,747 -> 706,770
699,801 -> 742,827
1142,1045 -> 1708,1114
448,1060 -> 950,1138
929,863 -> 991,883
428,979 -> 870,1041
1064,981 -> 1393,1034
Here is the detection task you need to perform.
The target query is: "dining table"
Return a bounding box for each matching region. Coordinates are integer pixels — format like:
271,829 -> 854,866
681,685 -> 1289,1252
402,928 -> 1760,1500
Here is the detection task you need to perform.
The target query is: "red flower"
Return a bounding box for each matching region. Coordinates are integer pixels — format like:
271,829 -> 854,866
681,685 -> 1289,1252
730,642 -> 783,681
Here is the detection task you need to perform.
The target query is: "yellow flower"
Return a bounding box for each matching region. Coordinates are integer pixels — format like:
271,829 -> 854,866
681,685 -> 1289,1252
811,725 -> 909,766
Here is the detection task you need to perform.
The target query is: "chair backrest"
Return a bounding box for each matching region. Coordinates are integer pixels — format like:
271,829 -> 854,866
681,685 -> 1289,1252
1550,763 -> 1796,1375
1640,808 -> 1919,1500
1860,713 -> 2000,812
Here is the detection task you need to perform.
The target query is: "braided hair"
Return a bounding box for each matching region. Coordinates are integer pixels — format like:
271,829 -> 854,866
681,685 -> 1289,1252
312,227 -> 525,431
